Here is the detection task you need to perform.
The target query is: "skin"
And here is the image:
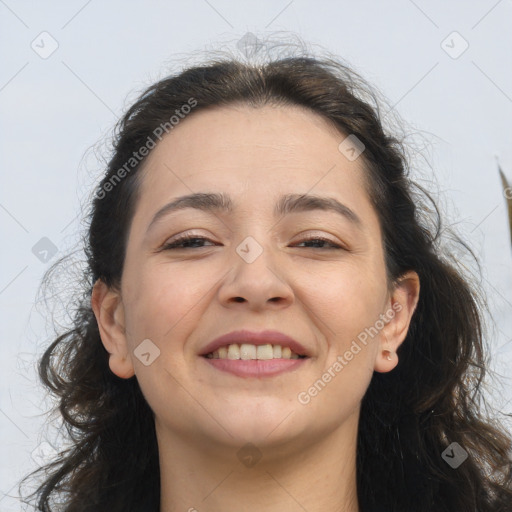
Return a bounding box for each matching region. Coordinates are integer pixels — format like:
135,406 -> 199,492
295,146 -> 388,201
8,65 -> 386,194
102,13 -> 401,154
92,104 -> 420,512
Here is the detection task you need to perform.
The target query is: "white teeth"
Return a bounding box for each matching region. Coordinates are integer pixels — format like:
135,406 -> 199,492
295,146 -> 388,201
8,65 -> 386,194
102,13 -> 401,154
256,344 -> 274,360
207,343 -> 303,360
227,344 -> 240,359
240,343 -> 257,360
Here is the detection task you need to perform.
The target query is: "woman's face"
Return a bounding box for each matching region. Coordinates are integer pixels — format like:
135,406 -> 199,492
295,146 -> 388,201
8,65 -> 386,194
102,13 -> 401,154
95,104 -> 418,457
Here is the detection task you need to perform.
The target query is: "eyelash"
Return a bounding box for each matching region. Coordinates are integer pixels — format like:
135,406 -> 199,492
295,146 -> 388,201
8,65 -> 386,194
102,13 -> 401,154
162,234 -> 344,250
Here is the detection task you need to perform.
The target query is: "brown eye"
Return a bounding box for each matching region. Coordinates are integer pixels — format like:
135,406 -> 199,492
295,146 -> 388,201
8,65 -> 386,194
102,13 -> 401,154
162,236 -> 217,250
293,236 -> 343,249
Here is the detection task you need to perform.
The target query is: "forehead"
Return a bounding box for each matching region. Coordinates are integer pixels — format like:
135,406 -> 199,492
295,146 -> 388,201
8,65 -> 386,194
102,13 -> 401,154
137,104 -> 370,205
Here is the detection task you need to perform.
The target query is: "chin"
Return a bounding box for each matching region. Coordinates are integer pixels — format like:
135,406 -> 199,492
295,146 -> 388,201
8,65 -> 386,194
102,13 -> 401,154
216,401 -> 303,443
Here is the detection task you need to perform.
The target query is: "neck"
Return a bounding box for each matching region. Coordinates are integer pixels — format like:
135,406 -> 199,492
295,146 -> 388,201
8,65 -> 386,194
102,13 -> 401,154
156,410 -> 361,512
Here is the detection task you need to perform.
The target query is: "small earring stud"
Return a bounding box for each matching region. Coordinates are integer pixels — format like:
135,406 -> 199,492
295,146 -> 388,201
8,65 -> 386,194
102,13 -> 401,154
384,350 -> 393,361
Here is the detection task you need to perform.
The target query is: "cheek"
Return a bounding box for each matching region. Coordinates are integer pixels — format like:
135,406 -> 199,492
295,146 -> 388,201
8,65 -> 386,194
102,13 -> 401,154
297,257 -> 387,391
297,274 -> 383,420
297,260 -> 387,332
121,260 -> 215,344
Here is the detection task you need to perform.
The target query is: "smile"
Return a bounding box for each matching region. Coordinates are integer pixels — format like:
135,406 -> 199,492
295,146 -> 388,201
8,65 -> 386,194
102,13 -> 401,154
203,343 -> 306,360
202,343 -> 309,378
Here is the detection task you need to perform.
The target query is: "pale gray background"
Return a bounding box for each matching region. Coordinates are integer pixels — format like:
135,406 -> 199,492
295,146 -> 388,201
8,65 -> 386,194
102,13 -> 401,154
1,1 -> 511,509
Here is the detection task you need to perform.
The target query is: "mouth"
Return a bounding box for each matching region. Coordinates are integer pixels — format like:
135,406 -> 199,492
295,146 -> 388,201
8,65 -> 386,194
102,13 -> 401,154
203,343 -> 307,360
201,342 -> 309,378
199,329 -> 311,377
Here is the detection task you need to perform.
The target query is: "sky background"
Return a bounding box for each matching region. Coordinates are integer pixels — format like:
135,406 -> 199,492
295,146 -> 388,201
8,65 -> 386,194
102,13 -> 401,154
1,1 -> 511,509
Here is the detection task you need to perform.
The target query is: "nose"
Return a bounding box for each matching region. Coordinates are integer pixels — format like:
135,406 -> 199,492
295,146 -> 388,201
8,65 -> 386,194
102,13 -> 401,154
217,238 -> 294,311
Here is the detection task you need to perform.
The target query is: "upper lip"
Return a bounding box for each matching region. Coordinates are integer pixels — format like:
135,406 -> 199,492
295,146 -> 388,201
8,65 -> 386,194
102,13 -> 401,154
199,329 -> 310,357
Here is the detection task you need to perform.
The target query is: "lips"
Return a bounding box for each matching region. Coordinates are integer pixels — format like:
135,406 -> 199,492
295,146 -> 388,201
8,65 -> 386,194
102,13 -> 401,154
199,329 -> 310,358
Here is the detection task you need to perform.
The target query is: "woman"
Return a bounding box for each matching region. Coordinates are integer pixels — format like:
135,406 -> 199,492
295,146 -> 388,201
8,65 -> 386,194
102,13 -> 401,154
20,44 -> 512,511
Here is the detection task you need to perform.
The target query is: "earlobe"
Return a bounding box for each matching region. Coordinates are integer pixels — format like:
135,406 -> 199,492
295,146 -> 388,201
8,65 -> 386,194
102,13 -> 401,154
91,279 -> 135,379
374,271 -> 420,373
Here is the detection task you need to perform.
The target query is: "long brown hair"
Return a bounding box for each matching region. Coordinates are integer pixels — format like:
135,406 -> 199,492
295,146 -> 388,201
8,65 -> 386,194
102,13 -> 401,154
20,43 -> 512,511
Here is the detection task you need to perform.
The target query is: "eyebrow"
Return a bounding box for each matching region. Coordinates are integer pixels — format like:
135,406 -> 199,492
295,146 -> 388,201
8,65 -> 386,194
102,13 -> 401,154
147,192 -> 362,232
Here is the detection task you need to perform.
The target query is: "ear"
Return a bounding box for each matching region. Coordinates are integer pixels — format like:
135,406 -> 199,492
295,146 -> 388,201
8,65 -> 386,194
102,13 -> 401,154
374,271 -> 420,373
91,279 -> 135,379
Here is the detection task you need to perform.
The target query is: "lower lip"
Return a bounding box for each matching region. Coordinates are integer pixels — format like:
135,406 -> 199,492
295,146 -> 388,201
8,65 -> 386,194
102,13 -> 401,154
202,357 -> 307,377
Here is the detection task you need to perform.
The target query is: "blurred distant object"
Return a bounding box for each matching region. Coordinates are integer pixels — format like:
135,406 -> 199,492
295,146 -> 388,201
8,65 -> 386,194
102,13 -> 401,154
499,164 -> 512,248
